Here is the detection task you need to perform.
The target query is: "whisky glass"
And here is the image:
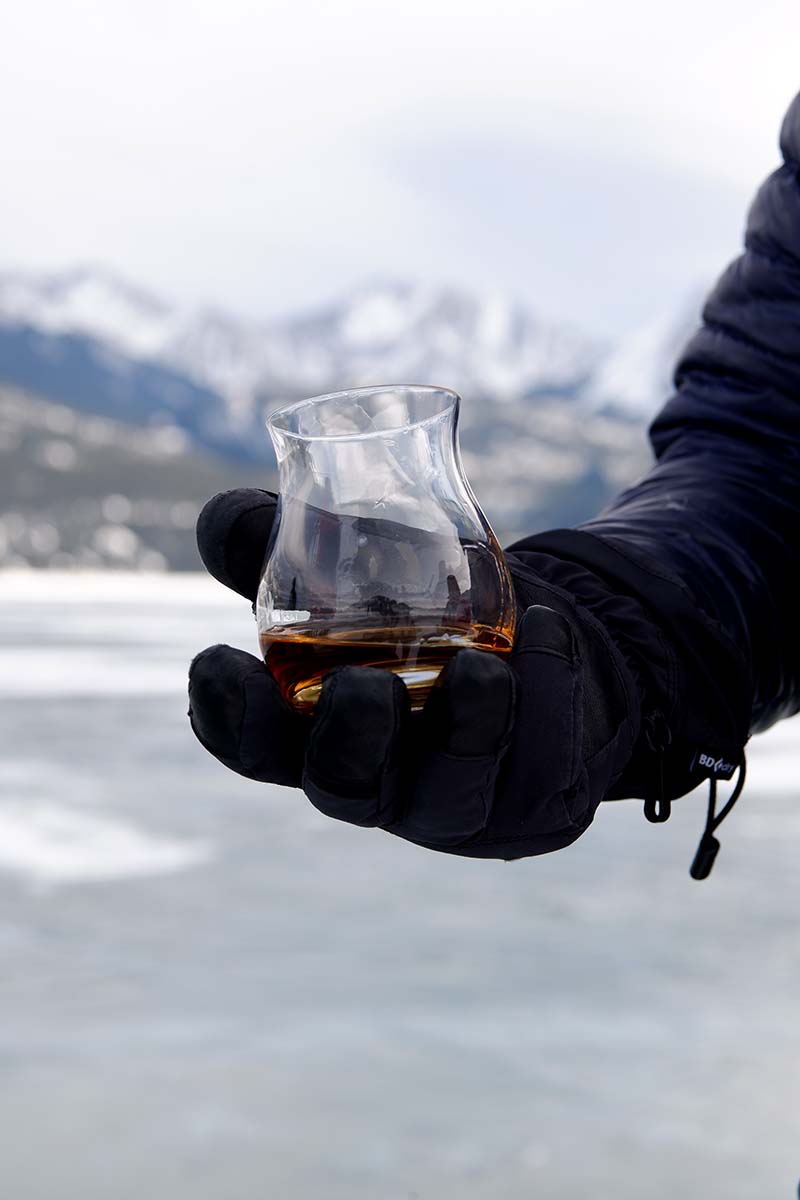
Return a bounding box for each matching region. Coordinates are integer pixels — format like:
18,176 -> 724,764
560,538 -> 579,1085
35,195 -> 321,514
257,385 -> 516,712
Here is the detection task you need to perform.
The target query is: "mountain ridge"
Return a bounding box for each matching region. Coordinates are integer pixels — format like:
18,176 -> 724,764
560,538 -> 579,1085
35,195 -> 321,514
0,265 -> 692,568
0,266 -> 673,414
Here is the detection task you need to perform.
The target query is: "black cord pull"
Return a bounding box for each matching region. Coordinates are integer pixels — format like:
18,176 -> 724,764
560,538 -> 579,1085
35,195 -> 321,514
643,710 -> 672,824
690,830 -> 721,880
690,755 -> 747,881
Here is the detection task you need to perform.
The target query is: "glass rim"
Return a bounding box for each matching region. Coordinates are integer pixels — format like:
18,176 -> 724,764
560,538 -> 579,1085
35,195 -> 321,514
267,383 -> 460,443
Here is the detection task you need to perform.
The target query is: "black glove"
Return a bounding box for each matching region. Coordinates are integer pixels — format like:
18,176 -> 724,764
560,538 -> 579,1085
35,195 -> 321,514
187,488 -> 667,860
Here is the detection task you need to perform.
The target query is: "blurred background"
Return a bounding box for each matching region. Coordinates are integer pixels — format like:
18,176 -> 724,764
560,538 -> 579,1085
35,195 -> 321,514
1,1 -> 799,1197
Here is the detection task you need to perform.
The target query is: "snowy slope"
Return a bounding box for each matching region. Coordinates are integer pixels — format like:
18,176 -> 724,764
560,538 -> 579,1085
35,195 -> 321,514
0,385 -> 258,570
584,296 -> 703,415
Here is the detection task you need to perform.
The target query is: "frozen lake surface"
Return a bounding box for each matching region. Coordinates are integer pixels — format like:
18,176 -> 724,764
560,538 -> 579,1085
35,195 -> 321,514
0,569 -> 799,1199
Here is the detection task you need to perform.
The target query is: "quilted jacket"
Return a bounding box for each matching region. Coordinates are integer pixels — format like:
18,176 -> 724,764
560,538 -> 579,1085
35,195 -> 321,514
510,91 -> 800,824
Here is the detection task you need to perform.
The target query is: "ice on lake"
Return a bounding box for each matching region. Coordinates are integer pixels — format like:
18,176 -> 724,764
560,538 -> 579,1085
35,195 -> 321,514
0,569 -> 798,1199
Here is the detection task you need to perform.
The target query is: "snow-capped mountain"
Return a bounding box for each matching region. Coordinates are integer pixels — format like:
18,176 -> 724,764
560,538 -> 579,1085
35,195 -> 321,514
0,269 -> 601,413
181,281 -> 600,406
0,266 -> 690,420
0,264 -> 693,568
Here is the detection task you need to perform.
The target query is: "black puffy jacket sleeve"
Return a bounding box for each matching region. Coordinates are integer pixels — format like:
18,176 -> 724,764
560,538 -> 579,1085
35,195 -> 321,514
510,92 -> 800,802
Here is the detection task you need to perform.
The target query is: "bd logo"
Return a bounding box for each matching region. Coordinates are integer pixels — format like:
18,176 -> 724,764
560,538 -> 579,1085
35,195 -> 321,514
698,753 -> 735,775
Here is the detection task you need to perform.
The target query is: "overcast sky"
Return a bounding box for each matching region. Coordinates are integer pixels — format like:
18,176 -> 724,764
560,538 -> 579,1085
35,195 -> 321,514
1,0 -> 798,337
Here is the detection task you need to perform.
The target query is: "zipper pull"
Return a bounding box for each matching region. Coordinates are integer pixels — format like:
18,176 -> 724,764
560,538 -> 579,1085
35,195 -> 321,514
643,709 -> 673,824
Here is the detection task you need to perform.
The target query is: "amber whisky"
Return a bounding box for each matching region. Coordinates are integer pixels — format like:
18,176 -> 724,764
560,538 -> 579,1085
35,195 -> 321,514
260,624 -> 513,713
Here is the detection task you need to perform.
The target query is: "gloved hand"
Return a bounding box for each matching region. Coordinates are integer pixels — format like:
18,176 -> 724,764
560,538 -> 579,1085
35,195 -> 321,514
187,488 -> 663,860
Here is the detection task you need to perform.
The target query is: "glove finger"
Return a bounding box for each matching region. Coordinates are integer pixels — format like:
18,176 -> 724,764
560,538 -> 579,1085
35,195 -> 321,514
196,488 -> 278,602
399,649 -> 515,846
502,604 -> 585,828
188,644 -> 306,786
303,667 -> 411,828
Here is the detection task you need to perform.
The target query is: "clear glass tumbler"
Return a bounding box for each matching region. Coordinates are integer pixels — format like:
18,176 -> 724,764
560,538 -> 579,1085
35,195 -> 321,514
256,385 -> 516,712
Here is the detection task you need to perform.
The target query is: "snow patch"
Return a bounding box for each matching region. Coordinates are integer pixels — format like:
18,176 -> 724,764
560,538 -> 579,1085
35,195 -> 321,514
0,266 -> 177,358
340,290 -> 415,346
0,803 -> 212,886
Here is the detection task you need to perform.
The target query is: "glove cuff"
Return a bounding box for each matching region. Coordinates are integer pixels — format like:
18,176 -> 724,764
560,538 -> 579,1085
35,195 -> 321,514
505,555 -> 644,818
507,528 -> 752,805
